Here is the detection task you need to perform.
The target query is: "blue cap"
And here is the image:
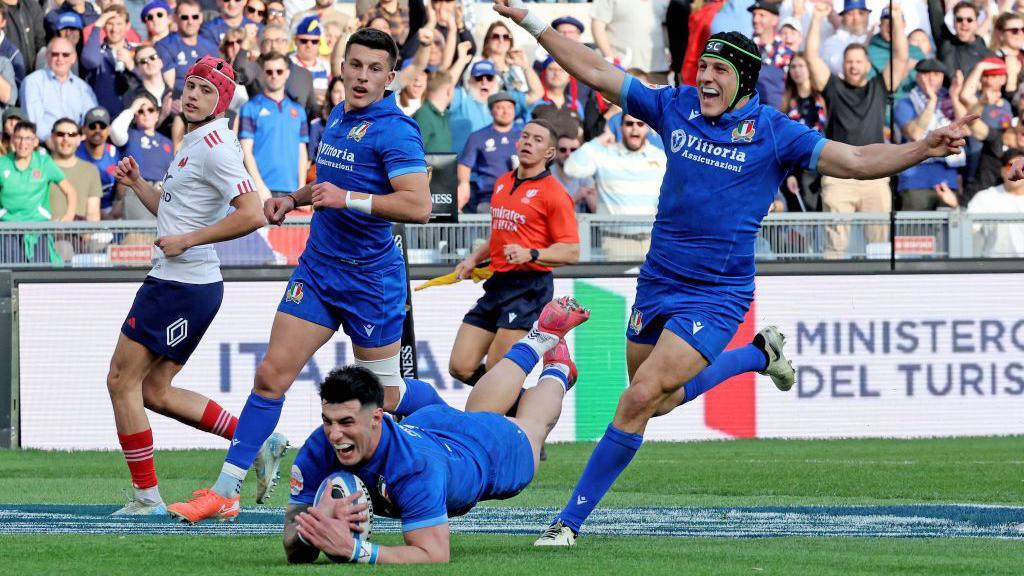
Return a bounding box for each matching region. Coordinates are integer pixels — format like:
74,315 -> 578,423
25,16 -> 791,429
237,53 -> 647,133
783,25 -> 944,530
841,0 -> 870,14
141,1 -> 171,22
551,16 -> 584,33
54,11 -> 83,31
470,59 -> 497,78
296,15 -> 321,37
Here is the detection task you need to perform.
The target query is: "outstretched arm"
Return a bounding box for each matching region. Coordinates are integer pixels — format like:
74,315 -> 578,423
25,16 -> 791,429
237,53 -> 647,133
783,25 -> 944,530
804,1 -> 832,93
494,0 -> 626,105
817,114 -> 977,179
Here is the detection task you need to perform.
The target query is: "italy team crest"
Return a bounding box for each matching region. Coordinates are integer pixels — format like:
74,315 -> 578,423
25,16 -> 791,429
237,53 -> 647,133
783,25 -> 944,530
285,282 -> 304,304
731,119 -> 755,143
348,121 -> 373,142
629,308 -> 644,334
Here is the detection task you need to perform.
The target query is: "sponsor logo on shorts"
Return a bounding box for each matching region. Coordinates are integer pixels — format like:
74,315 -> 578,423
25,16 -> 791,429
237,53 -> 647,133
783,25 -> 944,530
166,318 -> 188,347
289,465 -> 303,496
285,282 -> 304,304
629,308 -> 643,334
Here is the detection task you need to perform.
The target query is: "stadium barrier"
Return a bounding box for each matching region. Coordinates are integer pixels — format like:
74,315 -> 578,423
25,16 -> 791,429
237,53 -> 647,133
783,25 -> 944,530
4,267 -> 1024,449
1,211 -> 1022,269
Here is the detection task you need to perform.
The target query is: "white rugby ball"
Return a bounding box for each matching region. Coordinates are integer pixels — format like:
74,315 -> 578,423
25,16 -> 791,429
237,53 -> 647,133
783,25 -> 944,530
313,471 -> 374,542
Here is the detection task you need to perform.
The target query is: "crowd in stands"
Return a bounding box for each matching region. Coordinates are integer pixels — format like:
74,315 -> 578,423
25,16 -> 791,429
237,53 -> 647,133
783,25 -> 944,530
0,0 -> 1023,260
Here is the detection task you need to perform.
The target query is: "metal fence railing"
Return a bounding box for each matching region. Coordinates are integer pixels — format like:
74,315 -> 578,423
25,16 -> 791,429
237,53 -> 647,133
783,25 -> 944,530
0,212 -> 1021,268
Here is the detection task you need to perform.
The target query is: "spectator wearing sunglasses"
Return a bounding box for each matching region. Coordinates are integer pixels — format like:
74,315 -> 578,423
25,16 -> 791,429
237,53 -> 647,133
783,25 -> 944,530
36,11 -> 83,77
46,0 -> 100,38
929,0 -> 993,77
264,0 -> 288,27
81,5 -> 137,118
75,106 -> 120,217
109,94 -> 174,220
155,0 -> 221,98
992,12 -> 1024,99
140,1 -> 172,44
550,132 -> 595,214
203,0 -> 259,44
20,37 -> 97,141
48,117 -> 101,222
291,16 -> 331,105
359,0 -> 410,47
122,45 -> 173,137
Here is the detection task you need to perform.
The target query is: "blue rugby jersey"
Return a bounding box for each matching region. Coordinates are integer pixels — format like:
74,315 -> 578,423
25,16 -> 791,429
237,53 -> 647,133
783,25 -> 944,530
309,92 -> 426,266
620,76 -> 827,286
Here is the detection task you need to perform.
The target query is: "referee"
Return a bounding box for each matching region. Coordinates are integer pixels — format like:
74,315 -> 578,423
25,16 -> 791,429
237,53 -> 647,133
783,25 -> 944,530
449,118 -> 580,392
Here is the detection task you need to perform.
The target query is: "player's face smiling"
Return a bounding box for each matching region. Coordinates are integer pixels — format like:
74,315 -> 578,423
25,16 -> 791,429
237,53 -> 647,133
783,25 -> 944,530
181,77 -> 219,123
322,400 -> 383,466
341,44 -> 396,111
696,56 -> 738,119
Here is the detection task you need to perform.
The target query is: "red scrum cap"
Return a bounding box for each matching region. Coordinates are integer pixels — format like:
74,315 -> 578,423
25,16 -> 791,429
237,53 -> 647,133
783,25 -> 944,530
185,55 -> 236,119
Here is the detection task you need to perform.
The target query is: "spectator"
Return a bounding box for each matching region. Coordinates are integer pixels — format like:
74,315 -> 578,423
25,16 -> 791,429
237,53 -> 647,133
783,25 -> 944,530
550,132 -> 595,213
930,0 -> 992,77
0,105 -> 21,153
81,5 -> 136,118
46,0 -> 99,38
749,0 -> 791,109
868,7 -> 927,103
239,51 -> 308,200
20,37 -> 97,141
532,57 -> 584,121
400,0 -> 472,68
48,117 -> 101,222
968,147 -> 1024,256
413,69 -> 454,154
0,121 -> 76,264
0,39 -> 14,117
893,59 -> 962,210
781,53 -> 826,211
291,16 -> 330,104
909,28 -> 934,59
76,107 -> 119,218
820,0 -> 872,77
457,91 -> 521,214
711,0 -> 754,39
563,113 -> 666,259
110,94 -> 173,193
552,15 -> 585,42
480,21 -> 527,94
308,75 -> 344,166
2,0 -> 45,69
992,12 -> 1024,99
450,57 -> 524,154
255,24 -> 318,118
958,58 -> 1014,199
359,0 -> 408,46
592,0 -> 670,83
681,0 -> 724,85
141,1 -> 172,44
204,0 -> 258,44
37,11 -> 84,74
398,67 -> 427,116
122,45 -> 173,136
245,0 -> 267,25
807,0 -> 909,258
0,5 -> 25,83
778,17 -> 802,53
155,0 -> 220,97
265,0 -> 287,28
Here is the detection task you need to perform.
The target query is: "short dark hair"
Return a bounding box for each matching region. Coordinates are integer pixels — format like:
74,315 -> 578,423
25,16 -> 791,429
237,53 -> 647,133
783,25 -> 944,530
13,120 -> 36,135
52,117 -> 78,133
1002,147 -> 1024,165
843,43 -> 869,59
953,1 -> 978,17
345,27 -> 400,70
319,366 -> 384,408
259,50 -> 289,68
525,118 -> 559,147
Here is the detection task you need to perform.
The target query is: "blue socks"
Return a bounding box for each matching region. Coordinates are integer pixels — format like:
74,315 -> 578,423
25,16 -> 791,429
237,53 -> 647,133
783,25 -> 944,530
540,366 -> 571,392
394,378 -> 447,416
504,342 -> 541,374
557,424 -> 643,533
214,391 -> 285,497
682,344 -> 767,405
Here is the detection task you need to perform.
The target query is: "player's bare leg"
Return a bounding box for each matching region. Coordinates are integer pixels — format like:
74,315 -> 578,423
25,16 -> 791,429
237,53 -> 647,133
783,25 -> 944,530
448,323 -> 495,384
512,340 -> 577,470
106,334 -> 164,515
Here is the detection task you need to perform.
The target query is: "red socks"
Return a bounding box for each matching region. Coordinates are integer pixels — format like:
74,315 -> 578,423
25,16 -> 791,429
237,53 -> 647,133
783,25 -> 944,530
199,400 -> 238,440
118,429 -> 157,489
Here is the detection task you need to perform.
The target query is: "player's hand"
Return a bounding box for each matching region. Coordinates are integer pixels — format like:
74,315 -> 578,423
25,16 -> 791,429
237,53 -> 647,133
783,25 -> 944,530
295,507 -> 355,559
114,156 -> 142,186
310,182 -> 346,210
155,233 -> 193,257
453,256 -> 477,280
493,0 -> 528,24
312,486 -> 369,530
264,196 -> 294,225
924,114 -> 978,157
503,243 -> 532,265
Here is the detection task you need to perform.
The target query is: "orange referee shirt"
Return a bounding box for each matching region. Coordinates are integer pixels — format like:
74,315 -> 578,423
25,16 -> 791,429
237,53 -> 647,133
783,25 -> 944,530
488,169 -> 579,273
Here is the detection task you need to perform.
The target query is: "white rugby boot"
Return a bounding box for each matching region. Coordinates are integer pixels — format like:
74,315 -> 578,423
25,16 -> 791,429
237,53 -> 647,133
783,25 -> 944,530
534,520 -> 578,546
254,432 -> 289,504
756,325 -> 795,391
112,497 -> 167,516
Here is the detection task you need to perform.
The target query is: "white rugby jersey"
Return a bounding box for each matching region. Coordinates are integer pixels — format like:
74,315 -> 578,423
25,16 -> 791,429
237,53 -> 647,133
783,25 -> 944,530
149,118 -> 255,284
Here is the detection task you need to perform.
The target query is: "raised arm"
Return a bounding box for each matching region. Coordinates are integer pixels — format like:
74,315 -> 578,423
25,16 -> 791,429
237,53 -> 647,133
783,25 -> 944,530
816,114 -> 977,179
882,2 -> 909,92
805,1 -> 832,93
494,0 -> 626,105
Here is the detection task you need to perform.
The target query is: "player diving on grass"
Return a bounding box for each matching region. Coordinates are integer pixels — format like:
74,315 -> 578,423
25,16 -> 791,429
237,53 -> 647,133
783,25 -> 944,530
168,28 -> 432,522
107,55 -> 267,515
491,0 -> 979,546
282,296 -> 589,564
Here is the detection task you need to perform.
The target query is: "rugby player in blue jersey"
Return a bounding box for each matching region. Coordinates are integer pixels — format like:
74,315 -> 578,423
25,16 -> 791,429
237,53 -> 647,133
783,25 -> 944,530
492,0 -> 978,546
283,297 -> 589,564
169,28 -> 432,523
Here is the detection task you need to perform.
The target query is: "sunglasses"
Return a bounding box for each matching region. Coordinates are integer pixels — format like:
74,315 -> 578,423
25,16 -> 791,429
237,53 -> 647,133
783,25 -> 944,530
558,146 -> 578,153
145,11 -> 167,21
264,68 -> 287,76
178,13 -> 202,21
474,74 -> 496,81
225,39 -> 242,46
50,51 -> 73,58
296,37 -> 318,45
87,122 -> 108,130
246,6 -> 265,16
623,121 -> 647,127
489,33 -> 511,41
53,130 -> 80,138
136,54 -> 159,64
1004,26 -> 1024,34
136,107 -> 157,114
956,16 -> 975,23
267,9 -> 284,17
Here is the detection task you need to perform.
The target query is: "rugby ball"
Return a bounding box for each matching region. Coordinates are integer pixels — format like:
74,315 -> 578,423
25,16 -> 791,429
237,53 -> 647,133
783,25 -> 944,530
311,471 -> 374,560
